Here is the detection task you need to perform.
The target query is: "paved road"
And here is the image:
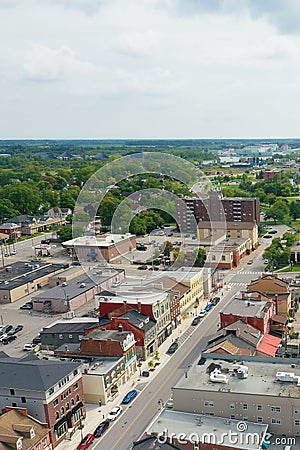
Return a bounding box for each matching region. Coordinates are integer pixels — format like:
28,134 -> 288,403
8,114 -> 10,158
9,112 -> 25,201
92,223 -> 289,450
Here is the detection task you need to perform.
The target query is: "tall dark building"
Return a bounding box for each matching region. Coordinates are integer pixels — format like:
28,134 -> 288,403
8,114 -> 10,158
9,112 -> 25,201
176,191 -> 260,233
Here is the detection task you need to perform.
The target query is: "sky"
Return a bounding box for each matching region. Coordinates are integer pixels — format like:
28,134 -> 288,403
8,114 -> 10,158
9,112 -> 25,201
0,0 -> 300,139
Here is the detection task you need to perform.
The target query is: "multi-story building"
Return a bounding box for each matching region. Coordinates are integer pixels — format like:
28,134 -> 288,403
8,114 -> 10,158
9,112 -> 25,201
0,355 -> 85,448
176,191 -> 260,234
220,292 -> 275,334
247,274 -> 292,317
97,289 -> 171,346
40,319 -> 99,349
172,354 -> 300,438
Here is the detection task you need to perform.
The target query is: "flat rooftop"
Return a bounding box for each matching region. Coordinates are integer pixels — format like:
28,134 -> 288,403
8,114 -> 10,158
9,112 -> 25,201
0,261 -> 66,290
174,357 -> 300,398
97,289 -> 168,304
221,298 -> 270,318
146,410 -> 267,450
63,233 -> 135,248
33,268 -> 121,301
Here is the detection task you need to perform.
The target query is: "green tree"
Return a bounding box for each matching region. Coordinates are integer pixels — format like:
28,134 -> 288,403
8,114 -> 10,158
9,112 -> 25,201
0,183 -> 41,214
163,241 -> 173,257
289,201 -> 300,220
0,199 -> 19,221
266,199 -> 289,224
194,248 -> 206,267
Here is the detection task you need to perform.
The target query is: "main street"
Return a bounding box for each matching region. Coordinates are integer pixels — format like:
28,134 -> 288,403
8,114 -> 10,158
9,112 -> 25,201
93,224 -> 289,450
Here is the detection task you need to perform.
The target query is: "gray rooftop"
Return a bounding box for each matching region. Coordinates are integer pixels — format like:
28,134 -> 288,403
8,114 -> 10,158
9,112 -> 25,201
0,261 -> 66,290
118,310 -> 156,332
221,298 -> 270,318
0,355 -> 80,391
82,329 -> 132,342
41,321 -> 98,335
174,356 -> 300,398
146,410 -> 267,450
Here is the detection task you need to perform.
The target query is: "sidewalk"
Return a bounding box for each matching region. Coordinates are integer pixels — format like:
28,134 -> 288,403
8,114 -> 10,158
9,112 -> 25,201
56,296 -> 208,450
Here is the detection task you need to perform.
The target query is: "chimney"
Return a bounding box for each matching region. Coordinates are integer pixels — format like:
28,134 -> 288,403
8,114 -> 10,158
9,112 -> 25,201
258,293 -> 261,301
137,301 -> 142,313
242,293 -> 245,299
118,324 -> 123,332
65,345 -> 69,352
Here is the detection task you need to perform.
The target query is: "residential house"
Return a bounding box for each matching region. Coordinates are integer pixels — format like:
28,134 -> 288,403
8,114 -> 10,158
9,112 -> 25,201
0,223 -> 21,239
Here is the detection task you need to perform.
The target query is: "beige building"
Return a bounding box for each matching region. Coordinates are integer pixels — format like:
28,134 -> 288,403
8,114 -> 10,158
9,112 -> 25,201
198,221 -> 258,248
248,274 -> 292,317
172,354 -> 300,438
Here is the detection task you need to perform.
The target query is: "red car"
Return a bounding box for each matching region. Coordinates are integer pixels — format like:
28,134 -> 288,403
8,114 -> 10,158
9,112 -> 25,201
77,434 -> 95,450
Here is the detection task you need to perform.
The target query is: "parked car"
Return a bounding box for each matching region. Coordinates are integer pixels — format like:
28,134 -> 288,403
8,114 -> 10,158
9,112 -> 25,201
20,302 -> 33,310
1,335 -> 16,345
148,266 -> 159,271
198,310 -> 206,318
93,420 -> 109,438
77,433 -> 95,450
247,259 -> 254,265
23,343 -> 38,352
167,341 -> 179,354
264,234 -> 272,239
204,303 -> 213,312
107,405 -> 122,421
142,370 -> 150,377
8,324 -> 23,335
32,335 -> 41,344
191,316 -> 200,326
211,297 -> 220,306
137,265 -> 148,270
122,389 -> 138,404
269,230 -> 278,234
0,325 -> 13,334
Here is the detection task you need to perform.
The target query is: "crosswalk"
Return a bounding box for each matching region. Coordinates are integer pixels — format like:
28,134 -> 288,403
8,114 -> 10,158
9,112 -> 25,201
228,282 -> 248,287
177,327 -> 194,345
236,271 -> 263,276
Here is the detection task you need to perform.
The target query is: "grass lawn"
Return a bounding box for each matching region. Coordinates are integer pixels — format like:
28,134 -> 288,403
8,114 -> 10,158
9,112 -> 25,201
278,265 -> 300,273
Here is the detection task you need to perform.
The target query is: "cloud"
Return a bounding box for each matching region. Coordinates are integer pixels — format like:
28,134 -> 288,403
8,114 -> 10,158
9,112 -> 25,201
22,45 -> 94,81
115,31 -> 160,58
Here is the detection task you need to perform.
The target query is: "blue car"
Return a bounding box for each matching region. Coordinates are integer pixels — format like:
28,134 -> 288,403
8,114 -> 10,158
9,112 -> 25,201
204,303 -> 213,312
122,389 -> 138,404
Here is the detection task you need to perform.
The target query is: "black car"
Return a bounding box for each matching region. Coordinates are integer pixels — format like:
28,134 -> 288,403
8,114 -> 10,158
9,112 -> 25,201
1,335 -> 16,345
211,297 -> 221,306
32,335 -> 41,345
142,370 -> 150,377
8,325 -> 23,335
93,420 -> 109,438
0,325 -> 13,334
191,316 -> 200,326
269,230 -> 278,234
167,341 -> 179,354
20,302 -> 33,310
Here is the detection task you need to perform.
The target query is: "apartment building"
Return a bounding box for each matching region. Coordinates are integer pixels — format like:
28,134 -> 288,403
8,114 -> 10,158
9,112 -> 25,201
172,354 -> 300,437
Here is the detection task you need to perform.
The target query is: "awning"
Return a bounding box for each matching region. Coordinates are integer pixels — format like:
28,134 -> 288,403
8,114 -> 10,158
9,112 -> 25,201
72,401 -> 83,414
54,417 -> 67,430
66,411 -> 72,420
257,334 -> 281,357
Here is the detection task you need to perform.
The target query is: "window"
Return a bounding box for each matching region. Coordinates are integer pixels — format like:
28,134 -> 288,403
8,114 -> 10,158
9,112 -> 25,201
58,334 -> 63,340
76,394 -> 79,402
48,387 -> 54,395
36,443 -> 41,450
242,404 -> 248,410
69,334 -> 73,339
74,382 -> 78,390
257,405 -> 262,411
257,417 -> 263,423
71,399 -> 75,406
53,399 -> 58,406
60,407 -> 64,415
66,402 -> 70,410
73,369 -> 78,376
271,406 -> 281,413
230,415 -> 235,419
21,397 -> 26,403
55,412 -> 59,420
10,389 -> 15,396
230,403 -> 235,409
222,255 -> 226,261
271,418 -> 281,425
204,401 -> 214,407
295,420 -> 300,426
12,402 -> 17,407
243,417 -> 248,421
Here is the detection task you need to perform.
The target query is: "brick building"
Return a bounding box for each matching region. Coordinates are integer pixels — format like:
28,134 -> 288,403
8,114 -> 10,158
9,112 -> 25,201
0,355 -> 85,448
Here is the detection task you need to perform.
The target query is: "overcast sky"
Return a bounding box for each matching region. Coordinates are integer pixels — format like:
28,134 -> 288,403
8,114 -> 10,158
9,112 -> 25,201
0,0 -> 300,139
